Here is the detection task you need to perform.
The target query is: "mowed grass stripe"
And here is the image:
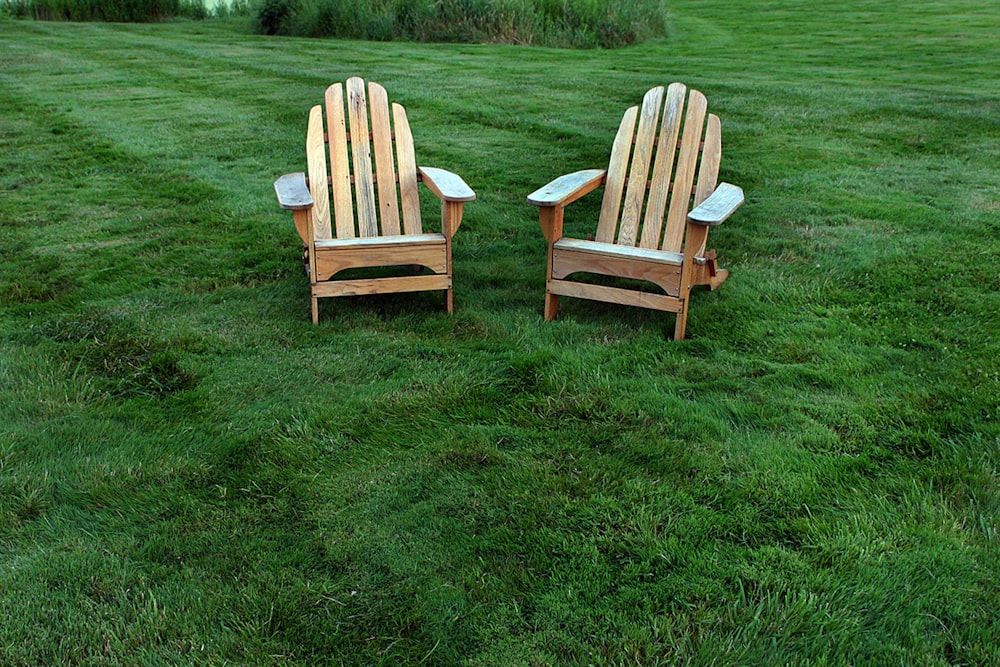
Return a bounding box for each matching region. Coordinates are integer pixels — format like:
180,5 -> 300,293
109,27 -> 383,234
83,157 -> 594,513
1,2 -> 998,664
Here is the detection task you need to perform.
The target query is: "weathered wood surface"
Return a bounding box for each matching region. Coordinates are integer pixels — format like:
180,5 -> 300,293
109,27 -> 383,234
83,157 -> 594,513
347,77 -> 378,237
314,238 -> 447,281
617,85 -> 664,247
418,167 -> 476,202
274,172 -> 312,210
688,182 -> 744,226
596,105 -> 638,243
325,83 -> 354,239
662,88 -> 707,253
526,169 -> 606,207
547,280 -> 683,313
554,238 -> 684,266
368,81 -> 401,235
393,102 -> 422,235
314,233 -> 445,249
640,82 -> 686,249
306,104 -> 332,241
312,274 -> 451,298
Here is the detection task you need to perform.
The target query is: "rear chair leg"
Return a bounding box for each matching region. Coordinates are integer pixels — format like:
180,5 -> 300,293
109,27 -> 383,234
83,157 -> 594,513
544,291 -> 559,321
311,297 -> 319,324
445,287 -> 454,313
709,269 -> 729,290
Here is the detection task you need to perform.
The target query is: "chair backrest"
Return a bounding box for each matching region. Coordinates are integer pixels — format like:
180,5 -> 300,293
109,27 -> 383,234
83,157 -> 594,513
306,77 -> 423,241
595,83 -> 721,255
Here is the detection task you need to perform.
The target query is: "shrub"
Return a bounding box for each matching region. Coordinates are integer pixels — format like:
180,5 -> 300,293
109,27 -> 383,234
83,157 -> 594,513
7,0 -> 182,21
178,0 -> 206,19
262,0 -> 667,48
0,0 -> 253,21
0,0 -> 32,17
256,0 -> 294,34
212,0 -> 253,18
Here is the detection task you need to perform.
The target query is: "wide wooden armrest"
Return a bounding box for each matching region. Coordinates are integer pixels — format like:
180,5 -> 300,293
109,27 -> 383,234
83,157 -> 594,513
527,169 -> 606,208
688,182 -> 744,226
418,167 -> 476,203
274,172 -> 313,211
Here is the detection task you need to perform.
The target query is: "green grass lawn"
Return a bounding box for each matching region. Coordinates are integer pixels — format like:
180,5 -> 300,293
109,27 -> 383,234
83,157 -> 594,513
1,2 -> 998,664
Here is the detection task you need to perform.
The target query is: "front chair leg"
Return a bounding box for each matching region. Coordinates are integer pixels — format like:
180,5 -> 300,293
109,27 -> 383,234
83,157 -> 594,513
444,232 -> 455,314
540,207 -> 565,322
673,300 -> 689,341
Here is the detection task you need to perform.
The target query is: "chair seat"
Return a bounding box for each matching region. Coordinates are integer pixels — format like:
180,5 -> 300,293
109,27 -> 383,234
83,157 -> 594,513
554,238 -> 685,266
315,233 -> 446,250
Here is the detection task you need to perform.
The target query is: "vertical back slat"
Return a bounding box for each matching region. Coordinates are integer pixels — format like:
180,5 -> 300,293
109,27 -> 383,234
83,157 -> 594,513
616,86 -> 664,247
595,106 -> 639,243
662,89 -> 707,252
346,77 -> 378,237
325,83 -> 354,239
639,83 -> 686,249
368,81 -> 401,236
305,104 -> 332,240
694,113 -> 721,208
393,102 -> 422,235
689,113 -> 722,256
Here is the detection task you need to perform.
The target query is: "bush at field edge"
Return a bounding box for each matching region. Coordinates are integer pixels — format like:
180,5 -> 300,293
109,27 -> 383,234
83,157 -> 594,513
256,0 -> 668,49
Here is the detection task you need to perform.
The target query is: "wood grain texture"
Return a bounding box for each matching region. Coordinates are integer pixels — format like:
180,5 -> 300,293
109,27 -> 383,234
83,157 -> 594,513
694,113 -> 722,209
547,280 -> 683,313
596,105 -> 638,243
554,238 -> 684,266
617,86 -> 664,247
526,169 -> 606,207
314,233 -> 446,249
687,182 -> 744,226
368,81 -> 401,235
551,246 -> 682,296
347,77 -> 378,237
393,102 -> 422,235
325,83 -> 354,239
663,88 -> 707,252
312,274 -> 450,298
274,172 -> 312,210
418,167 -> 476,202
640,82 -> 687,249
305,104 -> 332,241
313,240 -> 447,281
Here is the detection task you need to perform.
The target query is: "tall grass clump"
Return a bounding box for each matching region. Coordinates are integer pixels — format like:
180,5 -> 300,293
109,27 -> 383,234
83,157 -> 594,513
21,0 -> 180,21
207,0 -> 253,18
177,0 -> 255,20
0,0 -> 29,17
256,0 -> 667,48
0,0 -> 252,20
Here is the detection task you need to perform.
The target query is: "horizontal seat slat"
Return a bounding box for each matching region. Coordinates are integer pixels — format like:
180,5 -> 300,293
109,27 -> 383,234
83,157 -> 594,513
314,233 -> 446,250
554,238 -> 685,266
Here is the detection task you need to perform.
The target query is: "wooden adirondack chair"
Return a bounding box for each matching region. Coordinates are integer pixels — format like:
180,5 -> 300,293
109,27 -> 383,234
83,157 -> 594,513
527,83 -> 743,340
275,77 -> 476,323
